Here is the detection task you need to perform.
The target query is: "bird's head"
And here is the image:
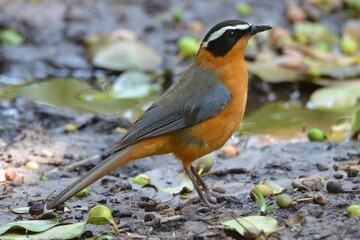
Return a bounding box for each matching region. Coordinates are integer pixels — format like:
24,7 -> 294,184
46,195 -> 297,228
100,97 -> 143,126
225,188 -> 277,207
196,20 -> 271,67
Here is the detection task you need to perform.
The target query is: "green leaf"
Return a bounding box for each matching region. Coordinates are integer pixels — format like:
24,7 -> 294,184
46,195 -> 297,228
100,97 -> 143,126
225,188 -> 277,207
254,186 -> 266,212
111,71 -> 161,99
87,205 -> 119,236
308,85 -> 360,111
351,109 -> 360,138
236,2 -> 252,15
0,219 -> 59,235
246,59 -> 302,83
161,171 -> 194,194
0,29 -> 25,46
222,216 -> 280,236
86,37 -> 162,71
129,173 -> 151,186
294,22 -> 338,46
0,222 -> 86,240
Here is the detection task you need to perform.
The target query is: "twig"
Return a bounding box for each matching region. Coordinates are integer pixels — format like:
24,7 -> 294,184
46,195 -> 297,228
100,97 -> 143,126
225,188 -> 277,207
64,155 -> 100,171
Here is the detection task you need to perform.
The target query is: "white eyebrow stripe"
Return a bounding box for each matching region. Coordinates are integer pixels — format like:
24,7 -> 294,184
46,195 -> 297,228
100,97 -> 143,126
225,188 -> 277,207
202,24 -> 251,48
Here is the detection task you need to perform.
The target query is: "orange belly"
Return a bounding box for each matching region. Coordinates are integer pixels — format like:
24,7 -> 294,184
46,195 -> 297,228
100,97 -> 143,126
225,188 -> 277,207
129,56 -> 249,168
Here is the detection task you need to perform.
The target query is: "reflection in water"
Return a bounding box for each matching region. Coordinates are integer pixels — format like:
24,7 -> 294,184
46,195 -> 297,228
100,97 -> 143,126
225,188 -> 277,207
0,78 -> 157,122
0,79 -> 355,140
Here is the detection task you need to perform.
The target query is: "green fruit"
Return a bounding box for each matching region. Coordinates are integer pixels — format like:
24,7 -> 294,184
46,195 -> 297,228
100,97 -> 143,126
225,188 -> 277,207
87,205 -> 119,236
177,36 -> 199,57
347,204 -> 360,217
315,42 -> 330,52
0,29 -> 25,46
341,35 -> 358,55
250,184 -> 272,201
64,123 -> 78,132
276,194 -> 293,208
40,176 -> 49,182
195,155 -> 215,174
236,3 -> 252,16
87,205 -> 112,224
307,128 -> 325,141
130,173 -> 151,186
75,188 -> 89,198
171,9 -> 184,22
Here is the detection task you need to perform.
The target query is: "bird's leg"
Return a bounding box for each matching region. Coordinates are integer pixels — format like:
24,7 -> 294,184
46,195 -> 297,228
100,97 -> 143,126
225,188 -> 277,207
183,167 -> 219,208
190,165 -> 209,191
190,165 -> 240,200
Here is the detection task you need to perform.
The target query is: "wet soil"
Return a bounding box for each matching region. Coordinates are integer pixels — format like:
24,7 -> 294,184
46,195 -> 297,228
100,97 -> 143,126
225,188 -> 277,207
1,0 -> 359,239
1,97 -> 360,239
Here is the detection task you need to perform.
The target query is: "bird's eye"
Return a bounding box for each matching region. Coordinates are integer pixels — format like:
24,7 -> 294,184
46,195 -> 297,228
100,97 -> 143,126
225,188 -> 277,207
226,30 -> 237,39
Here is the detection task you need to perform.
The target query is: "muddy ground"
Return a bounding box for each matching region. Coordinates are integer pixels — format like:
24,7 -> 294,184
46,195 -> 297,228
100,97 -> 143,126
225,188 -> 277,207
0,0 -> 360,239
0,100 -> 359,239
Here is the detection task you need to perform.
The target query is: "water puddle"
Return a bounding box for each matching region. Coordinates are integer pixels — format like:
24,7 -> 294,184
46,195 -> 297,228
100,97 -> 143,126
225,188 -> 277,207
0,78 -> 157,121
241,101 -> 354,141
0,79 -> 354,141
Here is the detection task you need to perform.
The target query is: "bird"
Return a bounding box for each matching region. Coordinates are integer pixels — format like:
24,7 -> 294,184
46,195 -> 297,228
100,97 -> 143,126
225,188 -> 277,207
46,20 -> 271,209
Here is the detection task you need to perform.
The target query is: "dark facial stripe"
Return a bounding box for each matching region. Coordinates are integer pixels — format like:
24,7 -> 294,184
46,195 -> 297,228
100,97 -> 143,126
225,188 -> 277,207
201,20 -> 252,57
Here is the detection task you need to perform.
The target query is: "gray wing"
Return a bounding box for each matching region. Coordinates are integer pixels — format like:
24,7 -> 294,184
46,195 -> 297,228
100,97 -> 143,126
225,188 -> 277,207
107,63 -> 232,154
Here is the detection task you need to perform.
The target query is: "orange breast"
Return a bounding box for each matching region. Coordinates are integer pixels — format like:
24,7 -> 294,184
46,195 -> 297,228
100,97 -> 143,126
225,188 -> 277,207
172,57 -> 249,166
130,39 -> 250,167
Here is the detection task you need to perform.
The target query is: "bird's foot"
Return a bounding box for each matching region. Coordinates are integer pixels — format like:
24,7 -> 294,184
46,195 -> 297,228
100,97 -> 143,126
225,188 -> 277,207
204,189 -> 244,206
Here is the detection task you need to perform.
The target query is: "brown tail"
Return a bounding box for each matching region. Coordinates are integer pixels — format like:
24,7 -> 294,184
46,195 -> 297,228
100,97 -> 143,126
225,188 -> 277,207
46,146 -> 134,210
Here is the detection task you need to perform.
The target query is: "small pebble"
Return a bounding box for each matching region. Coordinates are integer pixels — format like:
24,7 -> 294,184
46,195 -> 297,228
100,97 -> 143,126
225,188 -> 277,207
155,204 -> 170,212
212,186 -> 226,194
63,153 -> 74,160
287,4 -> 307,23
325,180 -> 343,193
313,194 -> 328,206
315,163 -> 329,171
81,231 -> 93,238
180,206 -> 197,216
333,172 -> 344,179
5,169 -> 23,183
5,169 -> 17,181
118,211 -> 133,218
98,199 -> 107,204
218,145 -> 238,158
198,207 -> 210,213
298,203 -> 323,218
163,210 -> 176,217
29,202 -> 45,215
144,213 -> 156,222
291,176 -> 326,191
75,214 -> 84,220
140,200 -> 157,212
347,169 -> 359,178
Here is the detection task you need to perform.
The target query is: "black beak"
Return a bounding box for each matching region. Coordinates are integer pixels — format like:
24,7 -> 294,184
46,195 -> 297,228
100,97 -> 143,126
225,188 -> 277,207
249,24 -> 272,35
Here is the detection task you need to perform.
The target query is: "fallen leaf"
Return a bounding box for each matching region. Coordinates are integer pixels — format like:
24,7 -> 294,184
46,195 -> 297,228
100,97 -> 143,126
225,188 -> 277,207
161,171 -> 194,194
0,222 -> 86,240
222,216 -> 280,236
294,22 -> 338,46
10,207 -> 30,214
86,36 -> 162,71
263,180 -> 284,195
246,59 -> 302,83
307,85 -> 360,111
0,219 -> 59,235
111,71 -> 161,99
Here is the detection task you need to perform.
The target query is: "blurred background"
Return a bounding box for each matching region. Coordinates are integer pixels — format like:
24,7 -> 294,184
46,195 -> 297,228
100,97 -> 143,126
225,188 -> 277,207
0,0 -> 360,144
